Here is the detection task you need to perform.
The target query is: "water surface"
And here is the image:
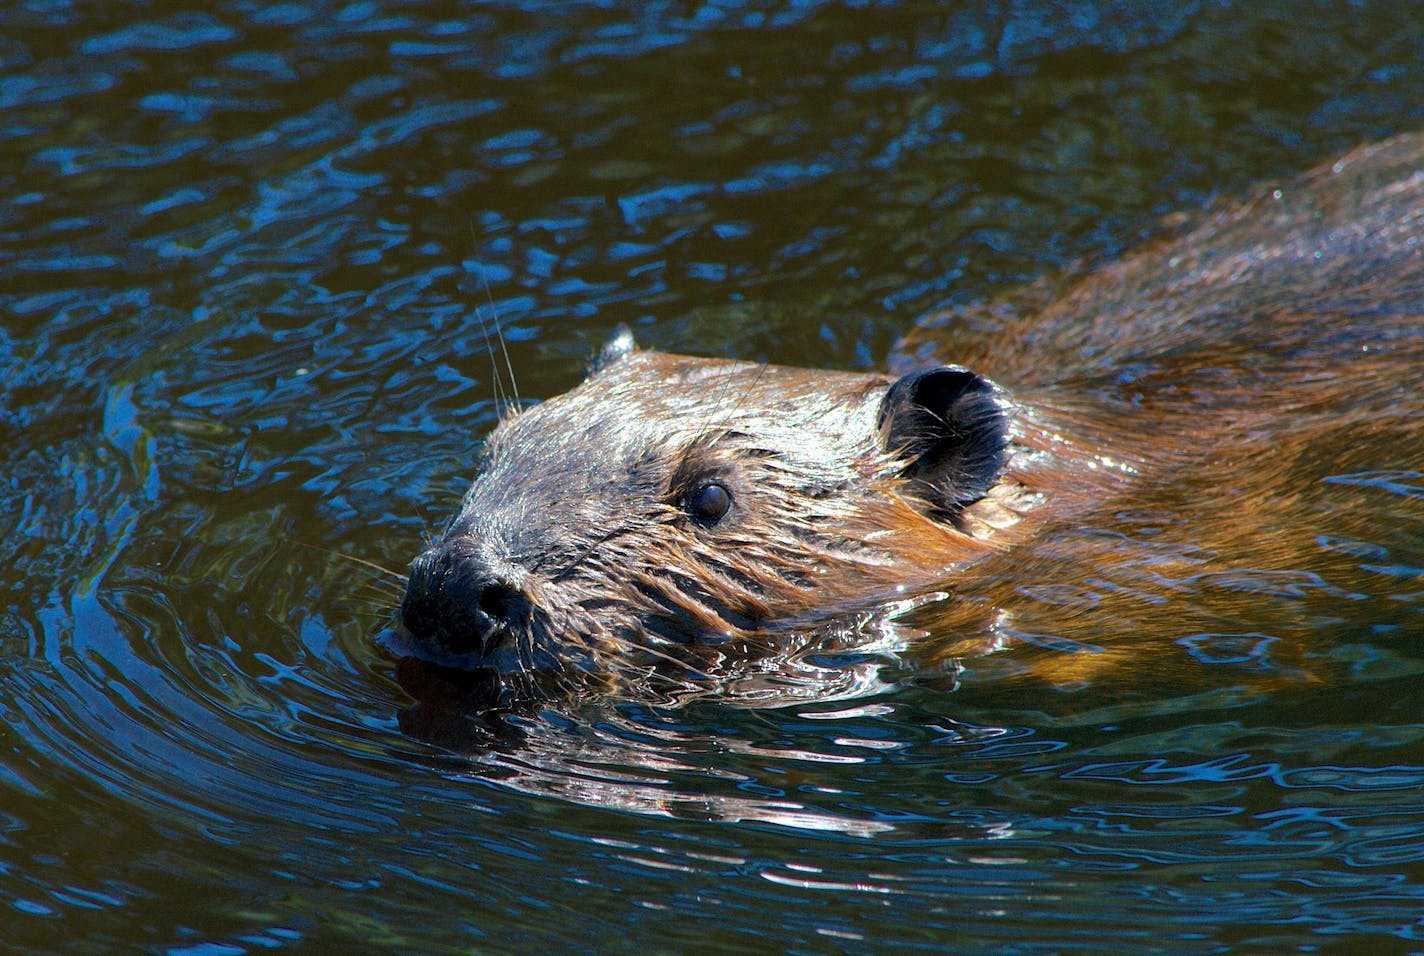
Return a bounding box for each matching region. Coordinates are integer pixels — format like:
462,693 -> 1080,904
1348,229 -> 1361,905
4,2 -> 1424,951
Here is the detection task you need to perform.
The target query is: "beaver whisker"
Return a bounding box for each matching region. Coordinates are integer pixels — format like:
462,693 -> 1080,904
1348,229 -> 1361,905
546,601 -> 725,683
696,360 -> 771,456
546,530 -> 630,585
333,593 -> 399,613
354,583 -> 406,606
545,519 -> 666,584
468,259 -> 520,421
288,540 -> 409,584
609,635 -> 720,683
356,575 -> 408,595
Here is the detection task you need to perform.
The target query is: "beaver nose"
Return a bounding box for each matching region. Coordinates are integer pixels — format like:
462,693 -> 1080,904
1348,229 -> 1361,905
400,541 -> 527,657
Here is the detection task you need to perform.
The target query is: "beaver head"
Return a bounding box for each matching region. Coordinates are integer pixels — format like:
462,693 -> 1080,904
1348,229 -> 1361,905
398,330 -> 1015,695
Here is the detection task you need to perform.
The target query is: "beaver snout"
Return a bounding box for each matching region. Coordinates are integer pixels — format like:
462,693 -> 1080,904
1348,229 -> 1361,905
400,538 -> 529,658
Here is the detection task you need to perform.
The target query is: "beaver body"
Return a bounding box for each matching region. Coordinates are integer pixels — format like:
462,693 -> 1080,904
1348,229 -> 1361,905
397,132 -> 1424,703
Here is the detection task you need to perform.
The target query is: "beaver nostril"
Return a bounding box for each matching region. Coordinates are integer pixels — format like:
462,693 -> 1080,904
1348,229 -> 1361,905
478,581 -> 523,628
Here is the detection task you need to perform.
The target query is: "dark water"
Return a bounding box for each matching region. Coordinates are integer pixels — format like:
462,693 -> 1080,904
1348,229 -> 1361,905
4,1 -> 1424,951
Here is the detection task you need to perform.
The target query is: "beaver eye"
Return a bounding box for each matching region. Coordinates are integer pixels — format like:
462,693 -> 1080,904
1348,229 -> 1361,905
685,480 -> 732,524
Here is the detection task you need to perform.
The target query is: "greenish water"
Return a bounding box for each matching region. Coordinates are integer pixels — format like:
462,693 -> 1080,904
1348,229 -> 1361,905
3,2 -> 1424,952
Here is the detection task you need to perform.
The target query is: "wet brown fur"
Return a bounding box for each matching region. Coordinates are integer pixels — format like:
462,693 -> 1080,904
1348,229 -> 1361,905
894,133 -> 1424,685
404,132 -> 1424,698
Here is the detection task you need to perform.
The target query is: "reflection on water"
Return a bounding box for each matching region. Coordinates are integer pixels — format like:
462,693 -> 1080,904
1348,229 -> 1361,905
4,1 -> 1424,952
388,590 -> 971,837
385,587 -> 953,713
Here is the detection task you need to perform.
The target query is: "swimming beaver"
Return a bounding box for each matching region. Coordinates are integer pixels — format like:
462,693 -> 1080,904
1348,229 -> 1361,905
397,132 -> 1424,701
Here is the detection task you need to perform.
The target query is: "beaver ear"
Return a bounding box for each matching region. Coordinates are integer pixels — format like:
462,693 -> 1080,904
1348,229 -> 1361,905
591,324 -> 637,375
877,366 -> 1011,513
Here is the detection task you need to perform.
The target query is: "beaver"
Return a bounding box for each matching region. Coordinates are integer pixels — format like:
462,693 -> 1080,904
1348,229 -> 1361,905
395,131 -> 1424,705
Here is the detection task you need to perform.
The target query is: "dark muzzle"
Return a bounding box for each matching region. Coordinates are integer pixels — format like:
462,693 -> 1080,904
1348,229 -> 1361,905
400,539 -> 527,658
